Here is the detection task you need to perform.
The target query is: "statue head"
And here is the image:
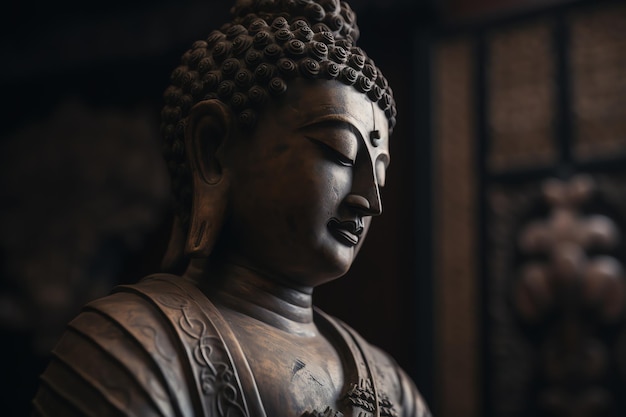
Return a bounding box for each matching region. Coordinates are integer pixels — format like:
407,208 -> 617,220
161,0 -> 396,285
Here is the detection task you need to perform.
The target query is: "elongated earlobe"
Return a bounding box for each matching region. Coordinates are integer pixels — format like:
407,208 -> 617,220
183,99 -> 233,258
185,178 -> 229,257
161,215 -> 186,272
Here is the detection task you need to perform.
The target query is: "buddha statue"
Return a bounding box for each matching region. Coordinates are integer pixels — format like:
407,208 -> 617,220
32,1 -> 431,416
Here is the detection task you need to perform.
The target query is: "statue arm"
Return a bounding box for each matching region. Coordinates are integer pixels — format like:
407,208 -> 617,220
32,293 -> 189,417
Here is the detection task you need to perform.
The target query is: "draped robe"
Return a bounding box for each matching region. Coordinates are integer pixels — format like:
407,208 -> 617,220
33,274 -> 431,417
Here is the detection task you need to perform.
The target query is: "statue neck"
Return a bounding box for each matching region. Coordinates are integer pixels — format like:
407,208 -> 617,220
185,258 -> 318,337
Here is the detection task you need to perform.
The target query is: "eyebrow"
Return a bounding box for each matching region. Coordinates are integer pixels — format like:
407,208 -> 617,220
297,114 -> 364,142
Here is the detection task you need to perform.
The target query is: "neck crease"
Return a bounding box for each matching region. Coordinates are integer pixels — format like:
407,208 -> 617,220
185,258 -> 317,336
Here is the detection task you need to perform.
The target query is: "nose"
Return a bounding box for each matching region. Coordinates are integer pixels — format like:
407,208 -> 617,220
343,161 -> 383,217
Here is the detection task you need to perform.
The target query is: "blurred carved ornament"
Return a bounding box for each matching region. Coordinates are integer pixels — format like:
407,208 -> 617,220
512,174 -> 626,417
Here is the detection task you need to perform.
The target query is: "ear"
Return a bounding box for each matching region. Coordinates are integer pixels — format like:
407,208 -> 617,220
184,99 -> 233,258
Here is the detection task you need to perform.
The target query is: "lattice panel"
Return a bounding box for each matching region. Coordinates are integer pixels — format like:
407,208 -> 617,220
570,3 -> 626,160
487,20 -> 557,172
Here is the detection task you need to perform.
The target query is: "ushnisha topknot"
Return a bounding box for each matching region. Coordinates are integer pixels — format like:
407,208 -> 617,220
162,0 -> 396,226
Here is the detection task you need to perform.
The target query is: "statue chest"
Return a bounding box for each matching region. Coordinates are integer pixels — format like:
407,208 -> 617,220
225,316 -> 346,416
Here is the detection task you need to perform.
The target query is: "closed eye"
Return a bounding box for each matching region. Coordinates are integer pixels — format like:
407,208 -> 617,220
306,137 -> 355,167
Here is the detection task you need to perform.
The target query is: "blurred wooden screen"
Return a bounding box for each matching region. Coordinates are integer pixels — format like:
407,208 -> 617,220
433,1 -> 626,416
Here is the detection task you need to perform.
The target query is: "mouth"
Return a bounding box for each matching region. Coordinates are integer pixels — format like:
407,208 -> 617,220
327,218 -> 364,247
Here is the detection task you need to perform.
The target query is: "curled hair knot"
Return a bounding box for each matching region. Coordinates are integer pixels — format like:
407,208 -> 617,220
341,3 -> 355,24
335,38 -> 352,49
348,54 -> 365,71
389,104 -> 398,119
192,40 -> 208,50
217,80 -> 236,99
221,58 -> 241,77
277,58 -> 298,78
206,30 -> 226,46
312,23 -> 332,35
375,69 -> 388,88
299,58 -> 320,78
355,75 -> 373,93
162,106 -> 182,124
232,35 -> 253,56
367,85 -> 383,101
339,66 -> 358,85
271,16 -> 289,30
198,57 -> 215,74
320,60 -> 340,79
248,85 -> 270,106
181,71 -> 199,89
380,93 -> 392,111
170,66 -> 187,84
179,94 -> 194,113
244,49 -> 264,68
253,30 -> 273,48
235,69 -> 255,89
226,24 -> 247,39
318,0 -> 340,12
275,28 -> 294,43
351,46 -> 366,56
164,86 -> 182,105
190,81 -> 207,99
202,71 -> 222,90
329,45 -> 348,63
308,41 -> 328,60
362,63 -> 377,81
254,63 -> 276,82
264,43 -> 283,60
305,3 -> 325,21
291,19 -> 309,30
329,14 -> 344,32
268,77 -> 288,95
212,41 -> 232,62
230,92 -> 249,110
314,31 -> 335,46
285,39 -> 306,57
248,18 -> 269,34
295,26 -> 314,41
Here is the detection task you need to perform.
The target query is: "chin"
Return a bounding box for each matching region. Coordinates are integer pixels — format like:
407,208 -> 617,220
276,244 -> 354,288
311,242 -> 356,285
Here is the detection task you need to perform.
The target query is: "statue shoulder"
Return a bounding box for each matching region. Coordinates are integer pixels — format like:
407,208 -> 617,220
32,274 -> 250,417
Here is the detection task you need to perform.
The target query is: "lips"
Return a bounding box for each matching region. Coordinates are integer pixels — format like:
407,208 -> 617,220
327,217 -> 364,247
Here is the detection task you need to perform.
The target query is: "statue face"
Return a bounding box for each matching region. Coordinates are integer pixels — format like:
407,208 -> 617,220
223,79 -> 390,287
